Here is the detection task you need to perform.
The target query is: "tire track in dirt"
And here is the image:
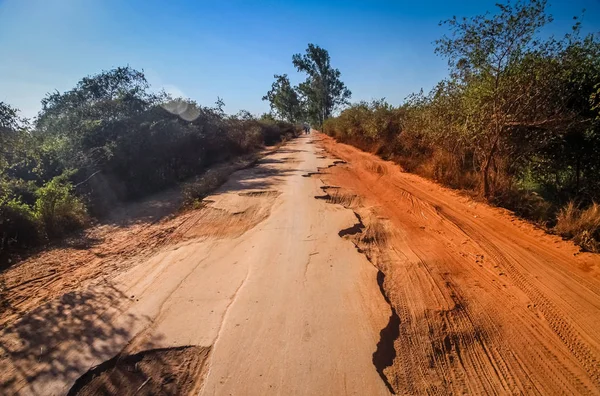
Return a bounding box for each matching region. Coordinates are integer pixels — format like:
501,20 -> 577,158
315,134 -> 600,395
437,207 -> 600,386
313,185 -> 494,393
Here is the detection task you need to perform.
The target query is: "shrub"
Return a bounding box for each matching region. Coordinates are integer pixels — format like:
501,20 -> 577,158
0,197 -> 43,257
34,175 -> 88,239
225,120 -> 264,153
555,202 -> 600,252
258,120 -> 302,145
182,169 -> 231,205
1,68 -> 303,261
323,100 -> 403,153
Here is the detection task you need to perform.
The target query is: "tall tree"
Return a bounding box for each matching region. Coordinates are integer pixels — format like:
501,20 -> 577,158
292,44 -> 351,127
262,74 -> 304,123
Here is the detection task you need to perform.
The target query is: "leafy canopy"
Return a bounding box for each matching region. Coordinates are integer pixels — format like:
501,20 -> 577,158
292,44 -> 351,126
262,74 -> 304,123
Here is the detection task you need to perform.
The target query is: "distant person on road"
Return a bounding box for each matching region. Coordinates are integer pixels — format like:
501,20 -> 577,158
304,124 -> 310,135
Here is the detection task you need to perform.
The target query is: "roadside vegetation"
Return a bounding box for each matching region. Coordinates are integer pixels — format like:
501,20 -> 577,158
322,0 -> 600,251
0,67 -> 299,263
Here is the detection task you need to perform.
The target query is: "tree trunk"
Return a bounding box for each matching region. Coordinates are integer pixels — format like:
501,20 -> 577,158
575,157 -> 581,193
481,140 -> 499,198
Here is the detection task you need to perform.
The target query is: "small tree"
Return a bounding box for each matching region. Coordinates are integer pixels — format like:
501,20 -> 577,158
34,173 -> 88,238
0,102 -> 20,171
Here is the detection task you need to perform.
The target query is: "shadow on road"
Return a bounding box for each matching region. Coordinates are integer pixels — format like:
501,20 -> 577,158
0,282 -> 161,394
0,140 -> 304,393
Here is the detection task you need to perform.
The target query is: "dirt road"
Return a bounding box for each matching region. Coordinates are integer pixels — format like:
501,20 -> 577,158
1,134 -> 600,395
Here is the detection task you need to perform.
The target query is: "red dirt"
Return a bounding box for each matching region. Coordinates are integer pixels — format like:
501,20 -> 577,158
317,133 -> 600,394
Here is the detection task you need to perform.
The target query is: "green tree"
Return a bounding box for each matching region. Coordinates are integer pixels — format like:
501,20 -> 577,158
292,44 -> 351,127
525,32 -> 600,199
262,74 -> 304,123
0,102 -> 20,130
0,102 -> 20,170
259,112 -> 277,122
35,66 -> 155,174
34,173 -> 88,238
0,103 -> 37,182
435,0 -> 552,197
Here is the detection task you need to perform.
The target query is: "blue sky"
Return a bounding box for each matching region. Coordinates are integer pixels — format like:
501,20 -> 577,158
1,0 -> 599,118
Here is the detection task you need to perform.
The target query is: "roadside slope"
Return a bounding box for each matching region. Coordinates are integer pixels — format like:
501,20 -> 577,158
317,133 -> 600,394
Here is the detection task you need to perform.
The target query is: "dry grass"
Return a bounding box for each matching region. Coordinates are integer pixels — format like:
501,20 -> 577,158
555,202 -> 600,252
359,218 -> 387,246
327,190 -> 362,208
365,161 -> 387,175
181,154 -> 261,207
182,169 -> 231,207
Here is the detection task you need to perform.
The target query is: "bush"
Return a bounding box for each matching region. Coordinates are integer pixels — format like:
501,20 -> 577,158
0,197 -> 43,256
555,202 -> 600,252
323,100 -> 403,152
1,68 -> 303,261
182,169 -> 232,205
258,120 -> 302,145
34,175 -> 88,239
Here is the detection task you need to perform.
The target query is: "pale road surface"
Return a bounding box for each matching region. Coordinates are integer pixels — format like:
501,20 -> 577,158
0,135 -> 392,395
2,134 -> 600,395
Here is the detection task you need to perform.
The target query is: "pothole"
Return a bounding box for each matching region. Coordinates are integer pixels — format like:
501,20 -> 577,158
338,212 -> 365,237
302,172 -> 321,177
68,346 -> 210,396
237,190 -> 279,197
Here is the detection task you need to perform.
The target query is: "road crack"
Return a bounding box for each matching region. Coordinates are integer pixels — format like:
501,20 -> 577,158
310,157 -> 399,394
199,261 -> 252,393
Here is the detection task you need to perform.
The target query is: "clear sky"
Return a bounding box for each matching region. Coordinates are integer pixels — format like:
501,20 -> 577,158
1,0 -> 599,118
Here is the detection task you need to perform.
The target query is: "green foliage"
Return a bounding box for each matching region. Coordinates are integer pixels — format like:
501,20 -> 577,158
1,68 -> 299,262
263,44 -> 351,127
323,100 -> 403,148
1,102 -> 30,174
324,0 -> 600,250
434,0 -> 554,197
259,112 -> 277,122
262,74 -> 304,123
34,173 -> 88,238
0,196 -> 43,254
0,102 -> 20,130
293,44 -> 351,127
592,83 -> 600,119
